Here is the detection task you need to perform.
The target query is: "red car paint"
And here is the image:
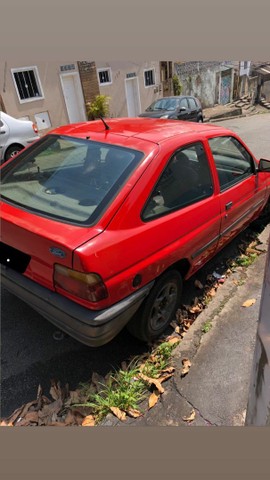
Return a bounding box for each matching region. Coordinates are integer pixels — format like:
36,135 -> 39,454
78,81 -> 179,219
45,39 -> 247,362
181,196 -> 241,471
1,118 -> 270,346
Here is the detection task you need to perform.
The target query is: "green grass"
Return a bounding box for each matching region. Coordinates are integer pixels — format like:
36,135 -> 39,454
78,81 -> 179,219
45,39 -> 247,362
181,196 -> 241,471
201,321 -> 212,334
74,341 -> 178,422
234,252 -> 258,267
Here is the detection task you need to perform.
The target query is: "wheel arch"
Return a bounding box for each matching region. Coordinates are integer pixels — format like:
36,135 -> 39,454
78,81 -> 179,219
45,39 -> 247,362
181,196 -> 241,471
4,142 -> 25,160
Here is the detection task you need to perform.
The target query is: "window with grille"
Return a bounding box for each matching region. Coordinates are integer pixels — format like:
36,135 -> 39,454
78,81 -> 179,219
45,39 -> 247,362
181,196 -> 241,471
97,68 -> 112,85
11,67 -> 44,103
144,69 -> 155,87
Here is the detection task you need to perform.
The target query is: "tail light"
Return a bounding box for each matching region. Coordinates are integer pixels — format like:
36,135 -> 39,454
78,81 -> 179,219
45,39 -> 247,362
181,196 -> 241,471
54,264 -> 108,303
32,123 -> 38,134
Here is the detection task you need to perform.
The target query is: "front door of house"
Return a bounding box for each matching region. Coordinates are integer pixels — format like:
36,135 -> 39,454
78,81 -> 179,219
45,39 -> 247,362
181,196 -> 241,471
125,77 -> 141,117
60,73 -> 86,124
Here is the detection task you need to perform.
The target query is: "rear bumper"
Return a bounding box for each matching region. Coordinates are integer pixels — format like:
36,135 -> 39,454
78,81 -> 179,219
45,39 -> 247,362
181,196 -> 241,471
26,136 -> 40,144
1,266 -> 154,347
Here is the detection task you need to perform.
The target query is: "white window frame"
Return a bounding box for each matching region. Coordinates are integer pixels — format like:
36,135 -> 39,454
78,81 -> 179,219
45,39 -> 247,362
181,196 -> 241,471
144,68 -> 156,88
97,67 -> 112,86
11,66 -> 44,104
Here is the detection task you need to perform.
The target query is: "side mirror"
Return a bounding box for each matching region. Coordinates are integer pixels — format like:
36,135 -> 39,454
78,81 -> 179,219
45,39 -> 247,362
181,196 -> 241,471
258,158 -> 270,172
179,107 -> 187,112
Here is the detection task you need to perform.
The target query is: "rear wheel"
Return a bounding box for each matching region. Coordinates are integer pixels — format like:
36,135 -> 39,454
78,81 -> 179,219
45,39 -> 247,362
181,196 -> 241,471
127,270 -> 182,342
5,144 -> 24,161
197,115 -> 203,123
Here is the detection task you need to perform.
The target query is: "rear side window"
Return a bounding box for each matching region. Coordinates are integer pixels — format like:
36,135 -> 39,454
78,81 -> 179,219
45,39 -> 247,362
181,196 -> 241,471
179,98 -> 189,109
208,136 -> 254,191
188,98 -> 197,109
0,135 -> 143,225
142,142 -> 213,220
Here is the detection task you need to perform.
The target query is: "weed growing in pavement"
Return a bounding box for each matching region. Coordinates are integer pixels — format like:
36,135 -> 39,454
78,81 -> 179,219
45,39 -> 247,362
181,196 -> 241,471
234,252 -> 258,267
79,367 -> 147,421
201,321 -> 212,334
75,340 -> 178,422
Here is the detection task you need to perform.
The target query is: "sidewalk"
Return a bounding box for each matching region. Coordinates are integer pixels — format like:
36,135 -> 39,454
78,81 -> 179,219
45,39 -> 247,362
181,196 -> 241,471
204,101 -> 268,122
103,225 -> 270,427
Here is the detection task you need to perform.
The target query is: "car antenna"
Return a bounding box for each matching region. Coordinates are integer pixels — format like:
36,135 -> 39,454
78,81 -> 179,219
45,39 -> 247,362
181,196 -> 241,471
98,115 -> 110,130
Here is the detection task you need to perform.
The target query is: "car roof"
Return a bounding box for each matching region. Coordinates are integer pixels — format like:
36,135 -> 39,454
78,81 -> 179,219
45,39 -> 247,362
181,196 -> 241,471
51,118 -> 231,145
155,96 -> 196,99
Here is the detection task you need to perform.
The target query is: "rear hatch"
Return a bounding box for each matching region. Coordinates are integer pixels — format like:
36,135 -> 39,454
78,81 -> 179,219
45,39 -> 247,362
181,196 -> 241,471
0,133 -> 145,291
0,204 -> 103,290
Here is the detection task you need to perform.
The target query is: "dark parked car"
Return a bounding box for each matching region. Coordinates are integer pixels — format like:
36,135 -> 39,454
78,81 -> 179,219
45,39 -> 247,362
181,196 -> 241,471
245,235 -> 270,426
139,96 -> 203,122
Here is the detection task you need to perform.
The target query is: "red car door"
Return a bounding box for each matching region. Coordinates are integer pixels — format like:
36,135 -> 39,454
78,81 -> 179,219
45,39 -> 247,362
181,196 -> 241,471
207,135 -> 266,250
105,140 -> 222,282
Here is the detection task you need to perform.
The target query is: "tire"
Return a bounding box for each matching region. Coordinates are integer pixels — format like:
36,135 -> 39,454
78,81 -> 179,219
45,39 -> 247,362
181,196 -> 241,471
5,144 -> 24,161
127,270 -> 182,343
197,116 -> 203,123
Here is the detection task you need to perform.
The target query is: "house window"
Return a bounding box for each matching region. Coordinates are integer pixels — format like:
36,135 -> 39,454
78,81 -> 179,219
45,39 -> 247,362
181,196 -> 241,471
243,61 -> 248,69
11,66 -> 44,103
144,69 -> 155,87
97,68 -> 112,86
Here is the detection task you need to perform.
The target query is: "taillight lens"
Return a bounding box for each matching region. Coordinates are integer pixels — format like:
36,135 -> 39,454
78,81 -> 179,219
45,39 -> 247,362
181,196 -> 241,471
54,264 -> 108,302
32,123 -> 38,134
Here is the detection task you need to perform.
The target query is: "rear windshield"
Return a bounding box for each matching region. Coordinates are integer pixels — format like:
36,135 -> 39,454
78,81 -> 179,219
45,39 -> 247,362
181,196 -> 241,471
0,135 -> 144,225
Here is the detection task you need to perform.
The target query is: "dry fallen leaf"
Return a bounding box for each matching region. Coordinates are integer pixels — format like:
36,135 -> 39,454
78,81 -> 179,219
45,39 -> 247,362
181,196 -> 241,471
242,298 -> 256,308
159,373 -> 174,383
167,336 -> 181,345
194,280 -> 204,289
81,415 -> 96,427
139,373 -> 164,394
91,372 -> 105,392
162,366 -> 175,374
46,421 -> 66,427
50,380 -> 63,401
126,408 -> 143,418
183,320 -> 191,332
182,409 -> 196,422
121,361 -> 128,371
246,247 -> 261,255
148,390 -> 160,409
0,420 -> 13,427
110,407 -> 126,421
189,305 -> 203,314
181,358 -> 191,377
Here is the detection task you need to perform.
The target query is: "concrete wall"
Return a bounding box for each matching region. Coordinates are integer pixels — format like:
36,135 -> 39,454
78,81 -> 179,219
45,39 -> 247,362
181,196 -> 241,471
174,62 -> 234,108
95,61 -> 162,117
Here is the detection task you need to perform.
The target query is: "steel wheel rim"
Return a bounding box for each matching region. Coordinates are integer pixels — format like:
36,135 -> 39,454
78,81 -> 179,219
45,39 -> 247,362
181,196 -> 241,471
149,282 -> 178,331
10,150 -> 20,157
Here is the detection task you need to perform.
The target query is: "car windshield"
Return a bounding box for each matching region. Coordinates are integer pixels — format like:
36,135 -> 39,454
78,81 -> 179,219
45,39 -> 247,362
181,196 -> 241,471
0,135 -> 144,225
146,98 -> 180,112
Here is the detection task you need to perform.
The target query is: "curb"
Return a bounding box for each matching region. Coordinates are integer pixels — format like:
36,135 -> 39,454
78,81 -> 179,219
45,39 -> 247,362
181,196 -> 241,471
101,224 -> 270,426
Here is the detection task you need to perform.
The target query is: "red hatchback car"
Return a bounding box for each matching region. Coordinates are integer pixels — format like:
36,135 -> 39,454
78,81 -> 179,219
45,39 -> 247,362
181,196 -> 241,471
1,118 -> 270,346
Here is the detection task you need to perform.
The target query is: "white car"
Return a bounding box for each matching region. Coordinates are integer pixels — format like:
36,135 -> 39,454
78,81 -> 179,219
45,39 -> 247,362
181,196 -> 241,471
0,111 -> 40,164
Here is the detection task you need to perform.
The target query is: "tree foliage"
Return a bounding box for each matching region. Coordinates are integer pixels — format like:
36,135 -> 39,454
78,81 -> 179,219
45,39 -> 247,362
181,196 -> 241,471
172,75 -> 182,96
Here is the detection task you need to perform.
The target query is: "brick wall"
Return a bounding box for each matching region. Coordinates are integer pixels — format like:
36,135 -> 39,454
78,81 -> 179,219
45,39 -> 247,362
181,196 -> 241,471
77,61 -> 100,106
